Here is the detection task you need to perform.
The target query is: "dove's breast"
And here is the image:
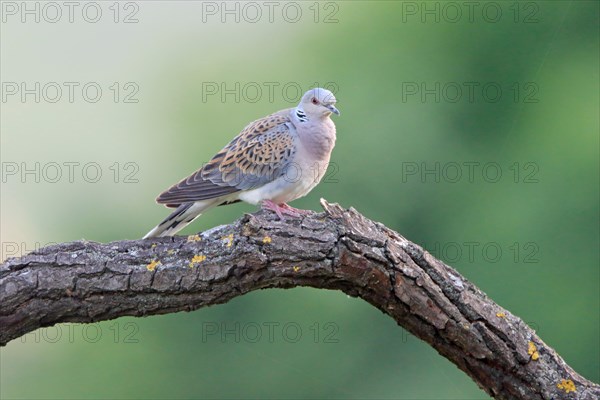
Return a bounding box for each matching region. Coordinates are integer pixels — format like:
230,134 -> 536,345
238,116 -> 336,205
237,156 -> 325,205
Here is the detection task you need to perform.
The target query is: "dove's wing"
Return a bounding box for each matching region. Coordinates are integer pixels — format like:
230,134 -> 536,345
156,110 -> 296,206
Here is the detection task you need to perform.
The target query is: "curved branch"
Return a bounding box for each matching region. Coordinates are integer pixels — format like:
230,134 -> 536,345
1,200 -> 597,399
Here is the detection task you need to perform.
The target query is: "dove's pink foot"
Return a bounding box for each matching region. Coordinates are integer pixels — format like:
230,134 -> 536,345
262,200 -> 311,220
280,203 -> 312,216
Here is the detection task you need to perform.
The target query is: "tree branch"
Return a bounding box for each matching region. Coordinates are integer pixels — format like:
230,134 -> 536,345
1,200 -> 597,399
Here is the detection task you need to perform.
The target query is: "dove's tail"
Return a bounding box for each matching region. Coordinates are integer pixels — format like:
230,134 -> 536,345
143,200 -> 218,239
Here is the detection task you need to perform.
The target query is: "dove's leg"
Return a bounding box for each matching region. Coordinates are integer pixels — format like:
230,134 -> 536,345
261,200 -> 286,219
261,200 -> 307,219
280,203 -> 312,216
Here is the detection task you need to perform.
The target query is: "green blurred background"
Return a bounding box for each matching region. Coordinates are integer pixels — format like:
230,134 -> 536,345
1,1 -> 598,399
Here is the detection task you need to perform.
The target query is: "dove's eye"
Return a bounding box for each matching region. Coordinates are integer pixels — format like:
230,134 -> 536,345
311,97 -> 319,105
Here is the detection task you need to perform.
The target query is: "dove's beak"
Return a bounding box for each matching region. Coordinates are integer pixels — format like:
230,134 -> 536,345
326,104 -> 340,116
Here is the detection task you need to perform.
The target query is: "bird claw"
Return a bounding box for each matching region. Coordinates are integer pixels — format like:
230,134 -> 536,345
261,201 -> 311,220
280,203 -> 313,216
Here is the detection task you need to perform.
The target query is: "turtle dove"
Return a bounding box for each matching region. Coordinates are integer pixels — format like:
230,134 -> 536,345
144,87 -> 339,238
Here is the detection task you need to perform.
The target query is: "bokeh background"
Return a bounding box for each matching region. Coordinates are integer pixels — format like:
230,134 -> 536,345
1,1 -> 598,399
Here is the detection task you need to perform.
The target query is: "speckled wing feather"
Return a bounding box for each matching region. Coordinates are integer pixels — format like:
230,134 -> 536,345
156,110 -> 296,206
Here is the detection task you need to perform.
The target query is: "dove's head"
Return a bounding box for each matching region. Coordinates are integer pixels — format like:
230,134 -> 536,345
300,88 -> 340,117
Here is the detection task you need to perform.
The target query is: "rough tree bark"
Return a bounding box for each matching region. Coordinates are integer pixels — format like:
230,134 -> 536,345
0,200 -> 597,399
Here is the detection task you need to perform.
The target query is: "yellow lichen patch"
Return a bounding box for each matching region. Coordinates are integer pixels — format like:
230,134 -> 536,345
496,312 -> 506,318
262,236 -> 272,244
293,266 -> 300,272
222,233 -> 234,248
151,243 -> 157,248
146,260 -> 161,271
557,379 -> 576,393
189,254 -> 207,268
528,341 -> 540,361
187,234 -> 201,242
167,249 -> 175,255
